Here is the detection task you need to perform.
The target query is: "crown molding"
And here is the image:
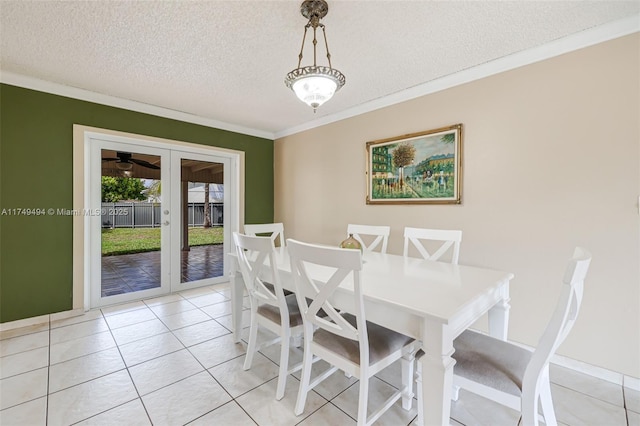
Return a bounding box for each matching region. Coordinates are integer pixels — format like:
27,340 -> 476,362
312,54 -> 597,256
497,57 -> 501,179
2,14 -> 637,141
0,71 -> 276,140
275,14 -> 640,139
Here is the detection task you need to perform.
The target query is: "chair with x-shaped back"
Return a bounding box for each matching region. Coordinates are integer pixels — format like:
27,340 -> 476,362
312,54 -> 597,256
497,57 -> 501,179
244,223 -> 286,247
233,232 -> 303,400
403,226 -> 462,264
347,224 -> 391,254
288,238 -> 416,426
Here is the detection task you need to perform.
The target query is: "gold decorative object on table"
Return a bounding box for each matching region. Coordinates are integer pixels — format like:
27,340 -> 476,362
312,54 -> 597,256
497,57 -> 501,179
339,234 -> 362,251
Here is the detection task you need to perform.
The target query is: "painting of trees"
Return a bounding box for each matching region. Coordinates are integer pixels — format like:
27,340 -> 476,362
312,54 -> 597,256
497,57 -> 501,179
392,142 -> 416,187
367,124 -> 462,204
440,133 -> 455,144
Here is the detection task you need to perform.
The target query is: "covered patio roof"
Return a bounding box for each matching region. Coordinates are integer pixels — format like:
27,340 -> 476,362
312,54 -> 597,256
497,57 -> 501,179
101,150 -> 223,183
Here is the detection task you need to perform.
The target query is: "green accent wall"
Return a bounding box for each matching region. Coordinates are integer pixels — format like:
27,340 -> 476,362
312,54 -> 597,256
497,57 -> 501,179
0,84 -> 274,323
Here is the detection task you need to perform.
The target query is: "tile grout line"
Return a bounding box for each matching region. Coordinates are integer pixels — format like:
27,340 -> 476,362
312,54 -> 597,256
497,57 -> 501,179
166,299 -> 258,425
176,296 -> 336,426
623,386 -> 630,426
133,292 -> 251,424
5,311 -> 379,426
552,381 -> 628,411
0,290 -> 227,422
12,303 -> 419,425
100,306 -> 154,426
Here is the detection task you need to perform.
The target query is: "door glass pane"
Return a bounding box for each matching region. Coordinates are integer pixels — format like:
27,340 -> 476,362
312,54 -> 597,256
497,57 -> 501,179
100,150 -> 162,297
180,159 -> 224,284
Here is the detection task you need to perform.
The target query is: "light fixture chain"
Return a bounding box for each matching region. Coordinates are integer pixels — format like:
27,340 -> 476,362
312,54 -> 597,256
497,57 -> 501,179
297,24 -> 310,69
320,24 -> 333,69
312,26 -> 318,67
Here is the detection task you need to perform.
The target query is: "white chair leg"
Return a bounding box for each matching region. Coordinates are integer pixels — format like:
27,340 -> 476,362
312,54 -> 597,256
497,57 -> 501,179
401,350 -> 415,410
357,377 -> 369,426
243,311 -> 259,370
521,390 -> 541,426
294,340 -> 314,416
538,379 -> 557,426
275,330 -> 290,400
416,361 -> 423,426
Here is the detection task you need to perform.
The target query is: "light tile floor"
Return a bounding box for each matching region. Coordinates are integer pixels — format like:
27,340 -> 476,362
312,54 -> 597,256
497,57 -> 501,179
1,282 -> 638,425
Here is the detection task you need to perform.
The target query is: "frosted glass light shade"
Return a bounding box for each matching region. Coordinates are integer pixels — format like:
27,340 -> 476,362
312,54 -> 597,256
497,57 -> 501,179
292,76 -> 338,109
285,65 -> 345,110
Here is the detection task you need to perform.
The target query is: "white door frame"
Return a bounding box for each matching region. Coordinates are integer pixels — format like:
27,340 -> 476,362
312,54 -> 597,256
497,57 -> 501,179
77,126 -> 242,310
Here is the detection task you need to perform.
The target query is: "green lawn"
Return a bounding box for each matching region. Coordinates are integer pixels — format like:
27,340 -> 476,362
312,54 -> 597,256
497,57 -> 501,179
101,227 -> 223,256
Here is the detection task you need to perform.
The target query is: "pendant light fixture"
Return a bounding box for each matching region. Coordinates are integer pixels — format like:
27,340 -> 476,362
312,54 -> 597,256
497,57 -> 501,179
285,0 -> 345,111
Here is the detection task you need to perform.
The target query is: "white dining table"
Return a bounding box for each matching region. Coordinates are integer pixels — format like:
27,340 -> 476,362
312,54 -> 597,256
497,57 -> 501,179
228,247 -> 514,426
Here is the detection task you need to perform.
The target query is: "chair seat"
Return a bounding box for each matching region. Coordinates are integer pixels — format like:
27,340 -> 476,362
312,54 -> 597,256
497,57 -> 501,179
453,330 -> 532,396
314,313 -> 414,365
263,281 -> 293,296
257,293 -> 303,327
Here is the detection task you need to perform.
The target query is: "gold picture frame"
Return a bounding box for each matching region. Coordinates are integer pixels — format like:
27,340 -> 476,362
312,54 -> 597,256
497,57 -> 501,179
366,124 -> 462,204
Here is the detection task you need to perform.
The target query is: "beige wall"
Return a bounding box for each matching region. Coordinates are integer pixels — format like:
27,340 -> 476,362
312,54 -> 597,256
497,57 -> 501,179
275,34 -> 640,377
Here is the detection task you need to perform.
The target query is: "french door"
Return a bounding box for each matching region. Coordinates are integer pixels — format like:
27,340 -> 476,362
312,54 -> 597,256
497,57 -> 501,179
87,135 -> 235,308
170,151 -> 231,293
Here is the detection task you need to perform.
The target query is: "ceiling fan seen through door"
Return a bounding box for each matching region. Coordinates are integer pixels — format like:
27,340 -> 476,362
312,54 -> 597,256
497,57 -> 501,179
102,152 -> 160,171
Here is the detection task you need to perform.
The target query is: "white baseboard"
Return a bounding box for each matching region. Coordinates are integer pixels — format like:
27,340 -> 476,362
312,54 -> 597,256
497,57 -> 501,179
551,352 -> 624,385
0,309 -> 84,333
50,308 -> 85,322
0,314 -> 50,332
624,375 -> 640,391
551,349 -> 639,390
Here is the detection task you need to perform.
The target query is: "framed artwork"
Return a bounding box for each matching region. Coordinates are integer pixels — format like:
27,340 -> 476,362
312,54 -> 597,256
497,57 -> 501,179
366,124 -> 462,204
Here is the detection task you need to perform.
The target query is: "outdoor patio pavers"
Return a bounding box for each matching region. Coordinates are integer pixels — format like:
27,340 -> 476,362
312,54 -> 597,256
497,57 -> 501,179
101,245 -> 224,297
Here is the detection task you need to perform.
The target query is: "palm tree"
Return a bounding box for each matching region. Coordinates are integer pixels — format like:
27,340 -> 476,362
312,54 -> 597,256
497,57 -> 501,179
203,183 -> 211,228
144,180 -> 161,203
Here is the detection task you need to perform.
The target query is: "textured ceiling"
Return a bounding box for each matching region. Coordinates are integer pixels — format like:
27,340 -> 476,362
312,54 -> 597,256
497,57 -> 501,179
1,1 -> 638,138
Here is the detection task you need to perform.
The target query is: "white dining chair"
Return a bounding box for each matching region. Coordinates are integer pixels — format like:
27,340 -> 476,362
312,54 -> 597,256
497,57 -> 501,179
244,222 -> 286,247
232,232 -> 303,400
403,226 -> 462,264
347,224 -> 391,253
416,247 -> 592,426
288,239 -> 416,426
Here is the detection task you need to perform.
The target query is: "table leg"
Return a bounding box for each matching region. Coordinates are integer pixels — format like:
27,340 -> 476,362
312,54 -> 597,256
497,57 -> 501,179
488,283 -> 510,340
228,256 -> 244,343
420,321 -> 455,426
